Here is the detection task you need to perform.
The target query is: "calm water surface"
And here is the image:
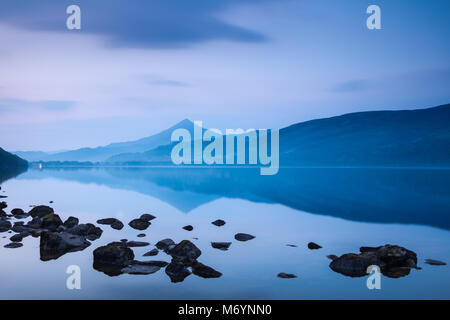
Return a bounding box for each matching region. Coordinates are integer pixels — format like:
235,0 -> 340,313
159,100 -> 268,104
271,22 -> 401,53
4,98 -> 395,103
0,167 -> 449,299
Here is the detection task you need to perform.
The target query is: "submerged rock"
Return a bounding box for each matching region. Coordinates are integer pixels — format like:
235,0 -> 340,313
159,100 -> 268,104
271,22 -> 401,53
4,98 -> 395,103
29,205 -> 54,218
4,242 -> 23,248
143,249 -> 159,257
97,218 -> 124,230
212,219 -> 225,227
11,208 -> 26,217
425,259 -> 447,266
111,220 -> 124,230
286,244 -> 297,247
192,262 -> 222,279
128,218 -> 150,231
277,272 -> 297,279
308,242 -> 322,250
329,244 -> 418,278
40,231 -> 91,261
137,233 -> 146,238
182,225 -> 193,231
234,233 -> 255,242
10,232 -> 28,242
211,242 -> 231,251
126,241 -> 150,248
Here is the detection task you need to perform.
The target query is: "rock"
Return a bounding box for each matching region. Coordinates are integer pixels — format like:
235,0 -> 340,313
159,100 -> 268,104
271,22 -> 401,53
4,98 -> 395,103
143,249 -> 159,257
10,233 -> 27,242
165,261 -> 191,283
137,233 -> 146,238
41,213 -> 63,232
63,216 -> 79,229
0,201 -> 7,209
111,220 -> 124,230
234,233 -> 255,242
212,219 -> 225,227
308,242 -> 322,250
128,218 -> 150,231
40,231 -> 91,261
211,242 -> 231,251
93,242 -> 135,276
329,244 -> 418,278
121,263 -> 161,275
26,217 -> 42,229
126,241 -> 150,248
424,259 -> 446,266
286,244 -> 297,247
192,262 -> 222,278
4,242 -> 23,248
140,214 -> 156,221
29,205 -> 54,218
11,208 -> 25,216
327,255 -> 338,261
169,240 -> 202,265
0,219 -> 12,232
277,272 -> 297,279
182,225 -> 193,231
67,223 -> 103,241
156,238 -> 175,252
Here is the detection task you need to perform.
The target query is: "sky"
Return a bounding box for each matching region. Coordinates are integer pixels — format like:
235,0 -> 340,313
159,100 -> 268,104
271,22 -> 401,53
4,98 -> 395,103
0,0 -> 449,151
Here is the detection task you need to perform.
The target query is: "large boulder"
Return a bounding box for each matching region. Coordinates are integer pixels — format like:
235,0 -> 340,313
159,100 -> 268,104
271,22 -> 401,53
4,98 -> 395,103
40,231 -> 91,261
165,261 -> 191,283
29,205 -> 54,218
191,262 -> 222,279
41,213 -> 63,232
169,240 -> 201,265
156,238 -> 175,252
93,242 -> 135,276
63,216 -> 79,229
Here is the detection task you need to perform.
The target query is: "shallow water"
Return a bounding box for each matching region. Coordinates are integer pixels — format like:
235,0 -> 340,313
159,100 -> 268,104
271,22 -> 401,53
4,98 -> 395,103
0,167 -> 449,299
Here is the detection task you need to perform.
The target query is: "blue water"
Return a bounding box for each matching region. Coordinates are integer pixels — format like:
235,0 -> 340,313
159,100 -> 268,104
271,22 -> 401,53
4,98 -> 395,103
0,167 -> 449,299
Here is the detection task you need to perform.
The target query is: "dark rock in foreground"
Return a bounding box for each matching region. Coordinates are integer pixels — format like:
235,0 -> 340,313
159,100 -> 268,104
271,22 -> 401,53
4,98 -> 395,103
143,249 -> 159,257
4,242 -> 23,248
278,272 -> 297,279
286,244 -> 297,247
29,205 -> 54,218
235,233 -> 255,242
11,208 -> 26,217
137,233 -> 146,238
97,218 -> 124,230
425,259 -> 446,266
212,219 -> 225,227
329,244 -> 418,278
211,242 -> 231,251
41,213 -> 63,232
308,242 -> 322,250
128,218 -> 150,231
40,231 -> 91,261
182,225 -> 193,231
93,242 -> 135,276
0,218 -> 12,232
67,223 -> 103,241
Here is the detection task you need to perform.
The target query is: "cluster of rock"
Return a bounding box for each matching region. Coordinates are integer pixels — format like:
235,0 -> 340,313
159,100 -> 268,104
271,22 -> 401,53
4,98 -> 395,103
329,244 -> 420,278
93,238 -> 222,282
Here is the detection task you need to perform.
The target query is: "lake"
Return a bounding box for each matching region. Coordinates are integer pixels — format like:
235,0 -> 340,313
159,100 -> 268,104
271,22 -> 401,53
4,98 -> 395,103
0,167 -> 449,299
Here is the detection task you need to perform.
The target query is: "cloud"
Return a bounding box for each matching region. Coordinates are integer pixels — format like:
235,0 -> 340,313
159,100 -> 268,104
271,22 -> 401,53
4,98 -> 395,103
331,79 -> 369,93
143,75 -> 189,87
0,99 -> 75,114
0,0 -> 272,48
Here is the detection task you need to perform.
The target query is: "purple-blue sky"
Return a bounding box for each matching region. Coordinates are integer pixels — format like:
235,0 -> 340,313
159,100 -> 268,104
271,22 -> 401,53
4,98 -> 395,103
0,0 -> 449,151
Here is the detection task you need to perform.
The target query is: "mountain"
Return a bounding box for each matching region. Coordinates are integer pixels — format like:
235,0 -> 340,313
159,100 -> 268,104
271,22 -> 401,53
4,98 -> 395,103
279,103 -> 450,166
13,151 -> 52,162
106,104 -> 450,167
0,148 -> 28,183
19,119 -> 195,162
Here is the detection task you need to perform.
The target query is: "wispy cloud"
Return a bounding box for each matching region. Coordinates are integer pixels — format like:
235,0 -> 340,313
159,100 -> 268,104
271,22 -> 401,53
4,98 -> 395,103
331,79 -> 369,93
0,99 -> 75,114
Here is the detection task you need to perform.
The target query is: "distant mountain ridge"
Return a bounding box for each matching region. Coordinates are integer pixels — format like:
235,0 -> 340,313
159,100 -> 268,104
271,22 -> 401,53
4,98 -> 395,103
15,104 -> 450,167
0,148 -> 28,183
